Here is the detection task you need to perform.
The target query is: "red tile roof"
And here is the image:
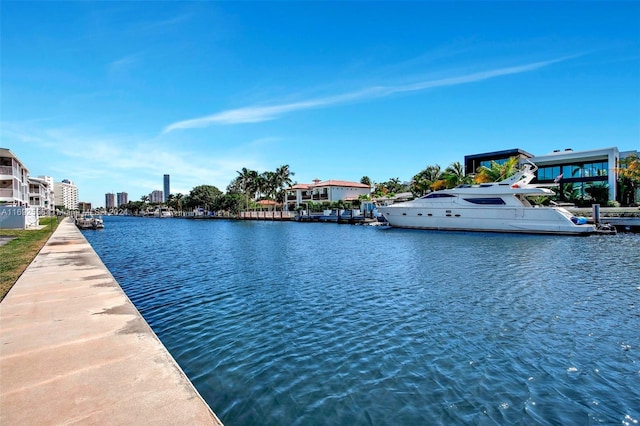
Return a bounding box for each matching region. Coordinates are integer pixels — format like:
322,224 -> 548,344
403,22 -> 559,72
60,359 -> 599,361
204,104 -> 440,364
290,184 -> 310,189
313,180 -> 370,188
256,199 -> 278,206
288,180 -> 370,189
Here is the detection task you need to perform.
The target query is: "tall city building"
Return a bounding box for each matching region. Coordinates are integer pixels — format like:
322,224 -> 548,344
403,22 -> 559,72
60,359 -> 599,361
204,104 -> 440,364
117,192 -> 128,207
54,179 -> 78,210
163,174 -> 170,203
150,190 -> 164,203
105,193 -> 116,209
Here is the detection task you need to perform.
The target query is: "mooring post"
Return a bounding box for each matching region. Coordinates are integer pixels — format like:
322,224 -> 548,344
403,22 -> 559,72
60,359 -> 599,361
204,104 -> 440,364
592,204 -> 600,225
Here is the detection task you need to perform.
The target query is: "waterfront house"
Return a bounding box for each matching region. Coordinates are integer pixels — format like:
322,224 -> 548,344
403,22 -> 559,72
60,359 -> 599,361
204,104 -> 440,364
530,147 -> 620,202
286,179 -> 371,210
465,146 -> 638,203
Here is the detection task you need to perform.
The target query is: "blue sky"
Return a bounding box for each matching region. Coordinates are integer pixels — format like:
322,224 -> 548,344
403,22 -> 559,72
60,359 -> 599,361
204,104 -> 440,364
2,1 -> 639,207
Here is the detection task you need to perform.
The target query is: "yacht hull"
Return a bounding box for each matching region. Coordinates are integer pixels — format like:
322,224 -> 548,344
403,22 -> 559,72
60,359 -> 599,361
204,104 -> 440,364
378,206 -> 596,235
376,161 -> 600,236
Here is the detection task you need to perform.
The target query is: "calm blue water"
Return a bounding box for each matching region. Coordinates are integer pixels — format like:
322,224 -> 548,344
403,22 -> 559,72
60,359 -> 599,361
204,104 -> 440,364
83,216 -> 640,425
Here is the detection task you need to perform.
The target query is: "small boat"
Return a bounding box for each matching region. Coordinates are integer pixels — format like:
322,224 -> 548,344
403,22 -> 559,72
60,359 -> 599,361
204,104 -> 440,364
75,214 -> 104,230
155,207 -> 173,218
377,161 -> 605,235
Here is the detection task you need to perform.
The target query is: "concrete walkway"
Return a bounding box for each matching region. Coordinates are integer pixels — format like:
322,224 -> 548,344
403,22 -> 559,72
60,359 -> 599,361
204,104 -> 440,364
0,218 -> 222,425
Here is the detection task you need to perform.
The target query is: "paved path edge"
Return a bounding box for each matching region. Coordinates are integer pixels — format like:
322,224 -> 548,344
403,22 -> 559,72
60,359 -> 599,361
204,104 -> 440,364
0,218 -> 223,425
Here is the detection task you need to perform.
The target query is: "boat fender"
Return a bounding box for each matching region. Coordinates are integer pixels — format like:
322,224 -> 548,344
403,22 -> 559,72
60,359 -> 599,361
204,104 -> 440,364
511,184 -> 519,188
570,216 -> 588,225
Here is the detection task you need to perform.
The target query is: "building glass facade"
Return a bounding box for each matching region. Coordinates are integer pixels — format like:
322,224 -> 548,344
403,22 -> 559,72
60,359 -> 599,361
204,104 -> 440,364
464,148 -> 533,176
465,147 -> 622,203
163,174 -> 170,203
536,161 -> 608,181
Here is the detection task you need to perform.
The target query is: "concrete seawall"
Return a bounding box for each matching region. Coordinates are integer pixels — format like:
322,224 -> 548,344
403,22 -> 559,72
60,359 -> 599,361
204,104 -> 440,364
0,218 -> 222,425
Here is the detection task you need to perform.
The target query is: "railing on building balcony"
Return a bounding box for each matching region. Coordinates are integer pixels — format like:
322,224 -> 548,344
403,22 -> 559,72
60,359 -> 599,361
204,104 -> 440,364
0,189 -> 15,197
238,211 -> 297,220
0,166 -> 13,176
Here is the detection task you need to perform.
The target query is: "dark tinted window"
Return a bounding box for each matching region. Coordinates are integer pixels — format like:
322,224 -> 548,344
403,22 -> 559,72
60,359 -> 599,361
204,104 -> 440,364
463,197 -> 506,205
423,193 -> 455,199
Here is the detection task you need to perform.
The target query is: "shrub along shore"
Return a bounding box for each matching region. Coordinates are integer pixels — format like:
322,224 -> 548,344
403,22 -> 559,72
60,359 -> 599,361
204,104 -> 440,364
0,216 -> 58,301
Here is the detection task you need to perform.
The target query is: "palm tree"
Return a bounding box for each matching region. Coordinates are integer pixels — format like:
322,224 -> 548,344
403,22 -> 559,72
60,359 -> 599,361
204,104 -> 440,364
140,195 -> 149,204
585,182 -> 610,205
174,193 -> 184,213
410,175 -> 432,197
275,165 -> 294,210
387,177 -> 405,193
360,176 -> 372,186
554,182 -> 575,202
410,165 -> 442,196
165,193 -> 184,215
257,172 -> 273,201
443,161 -> 468,188
236,168 -> 259,210
474,157 -> 520,183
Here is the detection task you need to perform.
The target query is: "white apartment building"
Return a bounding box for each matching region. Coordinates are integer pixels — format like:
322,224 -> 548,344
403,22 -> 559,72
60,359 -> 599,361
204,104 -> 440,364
149,190 -> 164,203
39,176 -> 55,212
0,148 -> 30,207
29,176 -> 54,215
55,179 -> 79,211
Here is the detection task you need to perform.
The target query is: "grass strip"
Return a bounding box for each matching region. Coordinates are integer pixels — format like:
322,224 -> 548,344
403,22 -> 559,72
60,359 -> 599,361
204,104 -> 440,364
0,216 -> 59,302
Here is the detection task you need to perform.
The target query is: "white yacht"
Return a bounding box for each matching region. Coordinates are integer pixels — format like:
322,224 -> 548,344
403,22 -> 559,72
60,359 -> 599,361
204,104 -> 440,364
155,207 -> 173,218
377,162 -> 598,235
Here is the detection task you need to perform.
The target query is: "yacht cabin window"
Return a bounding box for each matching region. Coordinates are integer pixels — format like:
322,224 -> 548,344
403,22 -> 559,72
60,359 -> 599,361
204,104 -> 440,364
421,193 -> 456,199
463,197 -> 506,205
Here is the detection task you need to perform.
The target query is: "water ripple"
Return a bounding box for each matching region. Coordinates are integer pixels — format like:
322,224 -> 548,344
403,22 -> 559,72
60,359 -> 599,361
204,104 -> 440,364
84,217 -> 640,425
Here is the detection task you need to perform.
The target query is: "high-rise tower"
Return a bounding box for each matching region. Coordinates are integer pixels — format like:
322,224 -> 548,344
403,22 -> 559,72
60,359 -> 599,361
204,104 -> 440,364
105,193 -> 116,209
163,174 -> 170,203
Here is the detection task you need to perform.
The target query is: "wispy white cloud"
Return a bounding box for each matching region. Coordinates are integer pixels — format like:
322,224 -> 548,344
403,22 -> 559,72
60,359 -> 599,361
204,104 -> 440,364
110,55 -> 136,69
134,13 -> 192,33
163,57 -> 571,133
1,123 -> 266,203
107,53 -> 143,78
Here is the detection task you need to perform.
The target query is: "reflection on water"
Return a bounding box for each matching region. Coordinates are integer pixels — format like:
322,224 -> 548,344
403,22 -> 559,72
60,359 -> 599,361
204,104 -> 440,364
84,217 -> 640,425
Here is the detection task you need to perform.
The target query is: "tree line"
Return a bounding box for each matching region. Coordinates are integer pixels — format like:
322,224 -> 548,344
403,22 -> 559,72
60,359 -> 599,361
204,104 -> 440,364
119,154 -> 640,214
371,159 -> 515,199
119,165 -> 295,215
